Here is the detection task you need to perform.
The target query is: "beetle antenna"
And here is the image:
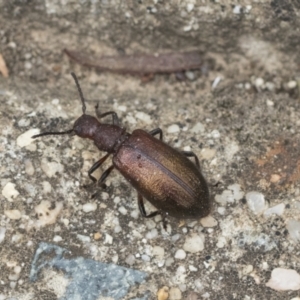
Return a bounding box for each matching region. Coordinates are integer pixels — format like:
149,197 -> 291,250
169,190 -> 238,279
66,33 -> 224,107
32,129 -> 74,139
71,72 -> 86,115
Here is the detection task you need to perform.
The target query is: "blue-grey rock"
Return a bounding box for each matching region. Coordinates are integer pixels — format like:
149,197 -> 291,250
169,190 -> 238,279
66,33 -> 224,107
30,243 -> 149,300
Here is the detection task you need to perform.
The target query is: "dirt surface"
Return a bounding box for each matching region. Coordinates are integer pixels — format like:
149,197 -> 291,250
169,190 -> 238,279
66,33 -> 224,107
1,1 -> 300,299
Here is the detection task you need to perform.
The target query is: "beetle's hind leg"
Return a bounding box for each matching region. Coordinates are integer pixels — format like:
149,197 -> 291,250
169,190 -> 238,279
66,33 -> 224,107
149,128 -> 163,140
182,150 -> 201,170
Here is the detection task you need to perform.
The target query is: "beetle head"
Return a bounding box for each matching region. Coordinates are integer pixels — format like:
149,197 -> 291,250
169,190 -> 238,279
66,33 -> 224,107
73,114 -> 99,139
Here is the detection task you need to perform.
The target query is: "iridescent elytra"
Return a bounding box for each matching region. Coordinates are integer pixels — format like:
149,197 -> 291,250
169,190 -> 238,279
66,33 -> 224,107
32,73 -> 210,222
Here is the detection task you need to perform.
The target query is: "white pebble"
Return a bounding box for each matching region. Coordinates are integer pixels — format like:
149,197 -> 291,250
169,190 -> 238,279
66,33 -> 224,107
153,246 -> 165,258
286,219 -> 300,242
53,235 -> 62,242
82,202 -> 97,213
255,77 -> 264,88
216,237 -> 226,248
41,158 -> 64,178
35,201 -> 63,227
142,254 -> 151,262
175,249 -> 186,260
200,216 -> 218,227
125,254 -> 135,265
228,184 -> 244,201
118,206 -> 127,215
217,207 -> 226,215
246,191 -> 267,215
210,129 -> 220,139
263,203 -> 285,218
104,233 -> 113,244
189,265 -> 198,272
146,228 -> 158,239
169,287 -> 182,300
77,234 -> 91,243
42,181 -> 52,193
24,159 -> 35,176
17,129 -> 40,147
167,124 -> 180,133
233,5 -> 242,14
2,182 -> 19,202
191,122 -> 205,134
4,210 -> 22,220
0,227 -> 6,243
266,268 -> 300,291
215,190 -> 235,205
287,81 -> 297,89
183,233 -> 204,253
135,112 -> 152,125
186,3 -> 194,12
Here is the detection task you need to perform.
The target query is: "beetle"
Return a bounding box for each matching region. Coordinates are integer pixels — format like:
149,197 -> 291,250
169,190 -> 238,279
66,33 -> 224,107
32,73 -> 210,221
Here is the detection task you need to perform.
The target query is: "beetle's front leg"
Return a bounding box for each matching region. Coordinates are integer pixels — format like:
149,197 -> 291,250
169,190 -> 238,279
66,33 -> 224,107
95,104 -> 120,126
87,153 -> 110,183
91,165 -> 115,199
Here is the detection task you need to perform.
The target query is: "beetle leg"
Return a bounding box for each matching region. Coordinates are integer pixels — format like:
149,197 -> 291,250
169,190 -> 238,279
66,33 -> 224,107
91,165 -> 115,199
95,104 -> 120,126
88,153 -> 110,183
149,128 -> 163,140
182,150 -> 201,170
138,193 -> 160,218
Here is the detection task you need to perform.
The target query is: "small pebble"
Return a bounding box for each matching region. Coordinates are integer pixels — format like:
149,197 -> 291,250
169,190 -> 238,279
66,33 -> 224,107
104,233 -> 113,244
255,77 -> 264,89
286,219 -> 300,242
135,112 -> 152,125
186,3 -> 194,12
141,254 -> 150,262
189,265 -> 198,272
191,122 -> 205,133
35,201 -> 63,227
53,235 -> 62,242
233,5 -> 242,14
4,210 -> 22,220
0,227 -> 6,243
2,182 -> 19,202
217,207 -> 226,215
146,228 -> 158,239
41,158 -> 64,178
200,216 -> 218,227
210,129 -> 220,139
153,246 -> 164,258
77,234 -> 91,243
169,287 -> 182,300
183,233 -> 204,253
24,159 -> 35,176
266,268 -> 300,291
175,249 -> 186,260
82,202 -> 97,213
157,286 -> 169,300
263,203 -> 285,218
246,191 -> 267,215
17,129 -> 39,147
94,232 -> 102,240
167,124 -> 180,134
287,80 -> 297,89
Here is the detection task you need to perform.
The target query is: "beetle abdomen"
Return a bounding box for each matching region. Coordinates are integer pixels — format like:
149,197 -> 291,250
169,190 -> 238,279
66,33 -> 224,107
113,129 -> 210,219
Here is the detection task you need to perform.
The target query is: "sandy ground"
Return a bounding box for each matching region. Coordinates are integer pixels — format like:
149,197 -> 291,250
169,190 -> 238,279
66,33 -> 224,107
1,1 -> 300,299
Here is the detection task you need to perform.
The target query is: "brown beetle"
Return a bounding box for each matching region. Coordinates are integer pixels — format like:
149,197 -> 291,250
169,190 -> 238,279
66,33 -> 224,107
32,73 -> 210,221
